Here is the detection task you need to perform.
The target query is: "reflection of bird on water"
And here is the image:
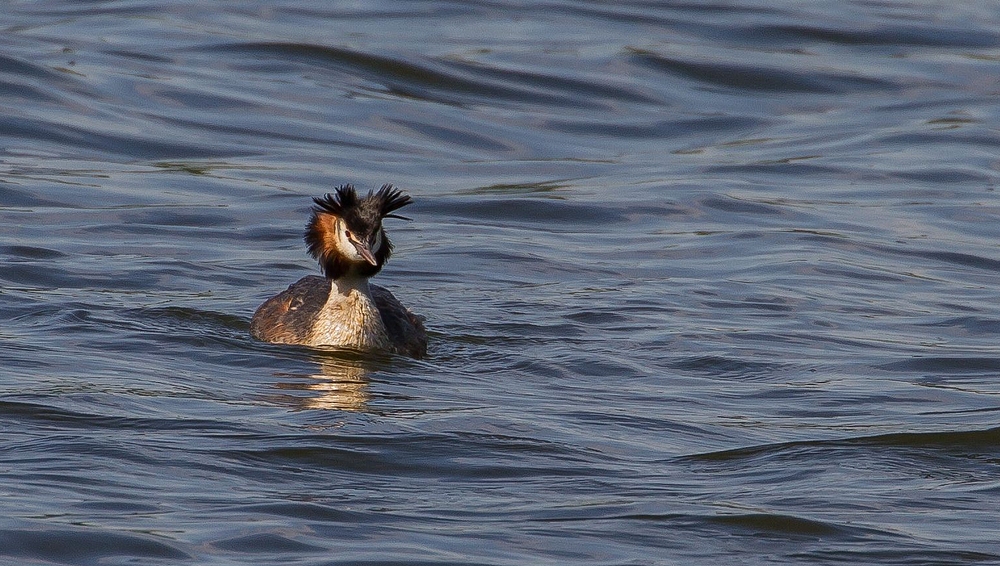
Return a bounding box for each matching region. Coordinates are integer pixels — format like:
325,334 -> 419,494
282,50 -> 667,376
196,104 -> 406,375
266,355 -> 372,412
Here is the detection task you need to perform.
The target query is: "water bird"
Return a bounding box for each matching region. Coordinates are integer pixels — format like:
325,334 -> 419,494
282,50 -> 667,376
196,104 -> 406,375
251,184 -> 427,358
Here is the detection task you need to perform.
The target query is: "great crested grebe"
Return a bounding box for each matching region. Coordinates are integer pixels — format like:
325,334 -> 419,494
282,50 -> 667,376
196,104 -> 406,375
250,184 -> 427,358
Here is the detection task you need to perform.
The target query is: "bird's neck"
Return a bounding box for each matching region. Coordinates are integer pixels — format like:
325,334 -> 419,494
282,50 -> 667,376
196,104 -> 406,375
330,274 -> 372,298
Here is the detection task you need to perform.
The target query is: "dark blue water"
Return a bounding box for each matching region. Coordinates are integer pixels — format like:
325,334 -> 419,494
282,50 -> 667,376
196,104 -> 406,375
4,1 -> 1000,564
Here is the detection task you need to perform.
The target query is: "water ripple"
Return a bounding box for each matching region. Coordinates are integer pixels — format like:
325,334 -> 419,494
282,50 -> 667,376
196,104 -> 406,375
0,525 -> 191,563
629,48 -> 899,94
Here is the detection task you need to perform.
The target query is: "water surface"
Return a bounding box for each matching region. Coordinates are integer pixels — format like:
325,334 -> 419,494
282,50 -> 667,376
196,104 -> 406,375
3,1 -> 1000,564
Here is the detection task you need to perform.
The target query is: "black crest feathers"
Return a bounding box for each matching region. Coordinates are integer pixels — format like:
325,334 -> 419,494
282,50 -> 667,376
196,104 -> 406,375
374,184 -> 413,221
311,184 -> 412,222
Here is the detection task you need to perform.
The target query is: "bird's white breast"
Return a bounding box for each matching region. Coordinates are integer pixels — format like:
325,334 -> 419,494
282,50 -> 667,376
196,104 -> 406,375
306,279 -> 390,350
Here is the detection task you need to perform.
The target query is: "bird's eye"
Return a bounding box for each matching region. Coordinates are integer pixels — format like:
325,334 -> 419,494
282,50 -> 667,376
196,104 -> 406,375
344,229 -> 353,239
